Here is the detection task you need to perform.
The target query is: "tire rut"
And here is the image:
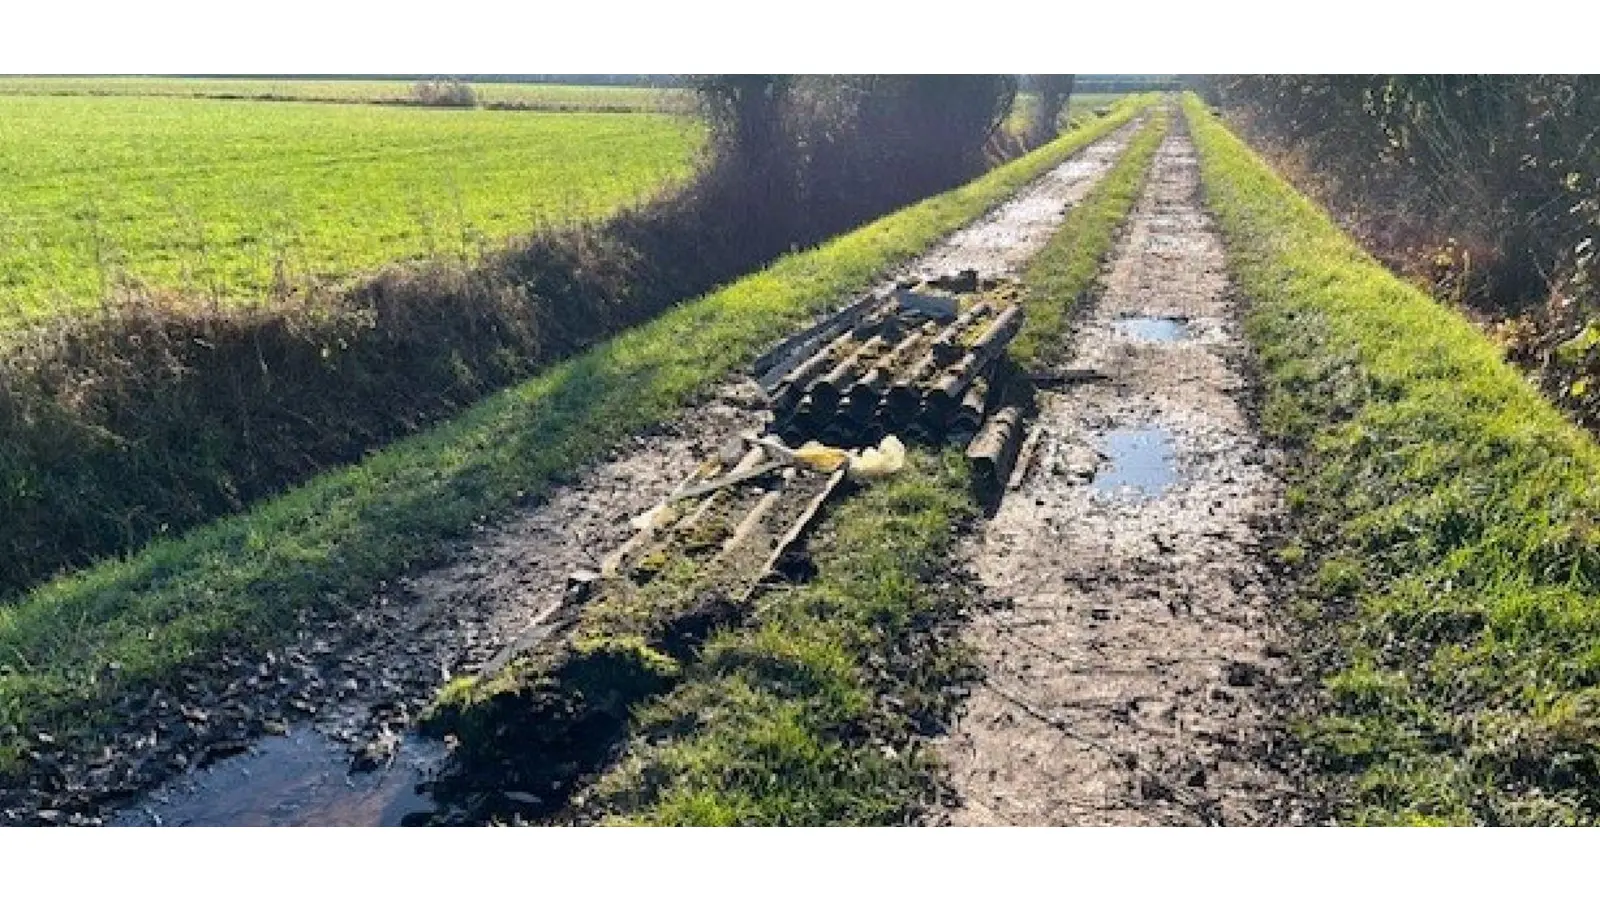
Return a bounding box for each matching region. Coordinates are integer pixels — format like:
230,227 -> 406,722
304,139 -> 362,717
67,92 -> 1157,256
933,121 -> 1311,826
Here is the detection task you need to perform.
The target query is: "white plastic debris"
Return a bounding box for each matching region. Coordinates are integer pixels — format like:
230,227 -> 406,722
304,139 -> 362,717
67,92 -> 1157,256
792,440 -> 851,473
849,435 -> 907,481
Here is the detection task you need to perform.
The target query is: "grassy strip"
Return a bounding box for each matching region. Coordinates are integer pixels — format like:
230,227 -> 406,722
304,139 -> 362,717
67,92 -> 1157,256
0,95 -> 1156,776
1186,94 -> 1600,825
586,452 -> 974,825
1012,108 -> 1169,368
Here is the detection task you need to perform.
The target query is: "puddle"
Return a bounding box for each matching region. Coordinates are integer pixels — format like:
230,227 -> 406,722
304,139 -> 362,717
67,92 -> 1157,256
1090,427 -> 1177,497
109,729 -> 444,827
1114,316 -> 1188,342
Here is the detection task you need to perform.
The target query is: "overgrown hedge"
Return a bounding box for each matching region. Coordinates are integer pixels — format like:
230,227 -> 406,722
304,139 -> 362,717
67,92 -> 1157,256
1207,76 -> 1600,440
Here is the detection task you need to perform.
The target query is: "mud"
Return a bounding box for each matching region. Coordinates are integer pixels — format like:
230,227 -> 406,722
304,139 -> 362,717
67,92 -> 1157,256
912,122 -> 1141,280
934,122 -> 1310,826
6,117 -> 1148,827
111,730 -> 444,827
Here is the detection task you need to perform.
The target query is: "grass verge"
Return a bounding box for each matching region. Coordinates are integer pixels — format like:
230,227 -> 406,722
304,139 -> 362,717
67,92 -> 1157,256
584,452 -> 975,825
1012,108 -> 1169,368
1186,94 -> 1600,825
0,96 -> 1156,778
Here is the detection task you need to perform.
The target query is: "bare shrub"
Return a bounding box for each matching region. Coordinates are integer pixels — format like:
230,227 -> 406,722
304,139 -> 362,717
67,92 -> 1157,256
412,78 -> 478,108
1211,76 -> 1598,309
1209,75 -> 1600,429
687,75 -> 1019,244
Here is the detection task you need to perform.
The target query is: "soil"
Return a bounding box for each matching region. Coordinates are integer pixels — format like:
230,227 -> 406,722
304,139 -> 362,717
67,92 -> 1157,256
932,122 -> 1314,825
914,126 -> 1138,280
6,116 -> 1148,827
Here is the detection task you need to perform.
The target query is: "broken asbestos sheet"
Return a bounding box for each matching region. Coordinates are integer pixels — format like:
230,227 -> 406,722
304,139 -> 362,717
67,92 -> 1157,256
595,268 -> 1033,616
422,271 -> 1033,822
757,272 -> 1025,450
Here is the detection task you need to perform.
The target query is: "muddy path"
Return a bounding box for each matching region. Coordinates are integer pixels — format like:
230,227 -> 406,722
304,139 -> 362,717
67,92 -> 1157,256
932,121 -> 1312,825
15,117 -> 1147,827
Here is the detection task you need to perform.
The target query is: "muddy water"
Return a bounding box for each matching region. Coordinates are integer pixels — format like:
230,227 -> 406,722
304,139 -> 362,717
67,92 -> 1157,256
1091,427 -> 1177,497
67,119 -> 1150,828
935,119 -> 1308,825
1113,316 -> 1188,343
111,731 -> 443,827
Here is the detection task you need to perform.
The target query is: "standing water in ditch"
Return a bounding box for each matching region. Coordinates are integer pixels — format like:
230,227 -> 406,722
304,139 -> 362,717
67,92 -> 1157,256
935,119 -> 1308,825
73,118 -> 1149,827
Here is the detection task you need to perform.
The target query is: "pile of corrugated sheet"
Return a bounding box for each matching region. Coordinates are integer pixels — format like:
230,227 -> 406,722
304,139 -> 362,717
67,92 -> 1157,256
581,268 -> 1033,597
754,272 -> 1024,450
496,271 -> 1030,673
598,270 -> 1028,590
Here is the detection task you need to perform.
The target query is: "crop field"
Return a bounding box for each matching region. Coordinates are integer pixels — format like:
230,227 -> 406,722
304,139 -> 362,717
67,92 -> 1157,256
0,95 -> 703,321
0,77 -> 682,110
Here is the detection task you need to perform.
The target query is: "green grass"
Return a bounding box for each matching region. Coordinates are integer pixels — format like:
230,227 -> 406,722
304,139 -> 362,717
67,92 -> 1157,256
0,95 -> 701,321
0,95 -> 1156,777
1186,94 -> 1600,825
589,451 -> 975,825
1012,108 -> 1168,367
0,77 -> 680,110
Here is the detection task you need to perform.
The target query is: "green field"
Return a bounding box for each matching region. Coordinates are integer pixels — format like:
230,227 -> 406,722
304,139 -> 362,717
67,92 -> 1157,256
0,77 -> 681,110
0,95 -> 702,320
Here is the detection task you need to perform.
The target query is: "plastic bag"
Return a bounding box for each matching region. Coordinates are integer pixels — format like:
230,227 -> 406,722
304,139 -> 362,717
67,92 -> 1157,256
849,435 -> 907,481
792,440 -> 851,473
